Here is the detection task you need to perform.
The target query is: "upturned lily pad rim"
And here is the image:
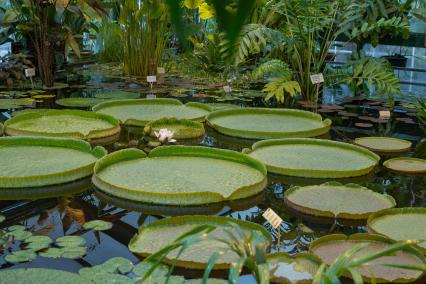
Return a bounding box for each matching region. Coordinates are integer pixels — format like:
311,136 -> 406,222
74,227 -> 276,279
93,146 -> 267,205
94,187 -> 264,216
128,215 -> 272,270
207,108 -> 332,140
143,117 -> 205,139
309,233 -> 426,283
354,137 -> 412,154
267,252 -> 322,284
4,109 -> 121,141
367,207 -> 426,254
249,138 -> 380,178
383,157 -> 426,176
0,136 -> 107,188
284,182 -> 396,220
92,98 -> 212,126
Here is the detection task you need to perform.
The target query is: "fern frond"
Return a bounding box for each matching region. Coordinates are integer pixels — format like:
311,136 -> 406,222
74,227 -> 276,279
262,77 -> 301,105
252,59 -> 292,80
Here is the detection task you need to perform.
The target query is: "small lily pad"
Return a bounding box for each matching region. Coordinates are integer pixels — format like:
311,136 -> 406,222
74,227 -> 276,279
354,137 -> 412,154
5,250 -> 37,263
0,268 -> 88,284
7,225 -> 26,231
6,230 -> 32,241
81,273 -> 135,284
83,220 -> 113,231
56,235 -> 86,247
284,182 -> 396,220
95,91 -> 140,99
100,257 -> 134,274
25,235 -> 52,244
383,157 -> 426,176
55,97 -> 105,108
39,247 -> 63,258
60,246 -> 87,259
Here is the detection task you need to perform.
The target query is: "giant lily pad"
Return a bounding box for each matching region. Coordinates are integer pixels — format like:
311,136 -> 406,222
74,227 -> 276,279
93,146 -> 267,205
0,177 -> 92,200
0,137 -> 106,188
0,268 -> 89,284
4,110 -> 121,144
207,108 -> 331,139
0,98 -> 35,110
247,138 -> 380,178
383,157 -> 426,176
284,182 -> 396,220
354,137 -> 412,154
143,118 -> 205,139
92,98 -> 211,127
267,252 -> 322,284
55,97 -> 105,108
128,215 -> 272,269
95,90 -> 140,99
310,234 -> 426,283
368,208 -> 426,254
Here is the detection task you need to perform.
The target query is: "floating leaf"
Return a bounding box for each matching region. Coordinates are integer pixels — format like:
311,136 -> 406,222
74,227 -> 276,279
5,250 -> 37,263
0,268 -> 86,283
354,137 -> 412,154
93,146 -> 267,205
383,157 -> 426,176
60,246 -> 87,259
207,108 -> 331,140
248,138 -> 380,178
39,247 -> 63,258
93,98 -> 211,127
100,257 -> 134,274
6,230 -> 32,241
95,91 -> 139,99
56,235 -> 86,247
7,225 -> 26,231
0,137 -> 107,188
55,97 -> 105,108
83,220 -> 113,231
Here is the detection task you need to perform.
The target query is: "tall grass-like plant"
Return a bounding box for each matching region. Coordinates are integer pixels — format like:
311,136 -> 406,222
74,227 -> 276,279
119,0 -> 170,77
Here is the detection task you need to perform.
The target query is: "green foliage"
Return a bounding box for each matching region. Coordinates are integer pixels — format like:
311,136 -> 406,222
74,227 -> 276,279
252,60 -> 292,79
97,22 -> 123,63
416,99 -> 426,132
262,77 -> 301,105
83,220 -> 113,231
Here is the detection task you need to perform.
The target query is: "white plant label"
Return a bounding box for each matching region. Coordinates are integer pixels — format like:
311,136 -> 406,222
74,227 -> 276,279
223,85 -> 232,93
157,67 -> 165,74
147,75 -> 157,83
25,68 -> 36,77
146,94 -> 157,99
379,110 -> 391,119
262,208 -> 283,229
310,73 -> 324,84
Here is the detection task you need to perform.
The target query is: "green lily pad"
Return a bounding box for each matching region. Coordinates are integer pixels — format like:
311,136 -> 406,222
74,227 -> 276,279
95,91 -> 140,99
143,118 -> 205,139
383,157 -> 426,176
60,246 -> 87,259
248,138 -> 380,178
0,137 -> 106,188
83,220 -> 113,231
310,234 -> 426,283
267,252 -> 322,284
0,268 -> 89,284
5,250 -> 37,263
128,215 -> 272,269
207,108 -> 332,139
7,225 -> 26,231
205,103 -> 242,111
101,257 -> 134,274
93,98 -> 212,127
25,236 -> 52,250
6,230 -> 32,240
39,247 -> 63,258
284,182 -> 396,220
0,98 -> 35,110
132,261 -> 169,279
55,97 -> 105,108
4,110 -> 121,143
93,146 -> 267,205
354,137 -> 412,154
81,273 -> 135,284
11,108 -> 52,117
56,235 -> 86,247
368,208 -> 426,254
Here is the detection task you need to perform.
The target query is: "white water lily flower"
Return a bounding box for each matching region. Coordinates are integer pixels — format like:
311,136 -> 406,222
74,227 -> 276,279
154,128 -> 176,143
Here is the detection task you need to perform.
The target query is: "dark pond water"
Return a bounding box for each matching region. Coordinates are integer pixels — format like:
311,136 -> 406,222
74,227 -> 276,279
0,71 -> 425,283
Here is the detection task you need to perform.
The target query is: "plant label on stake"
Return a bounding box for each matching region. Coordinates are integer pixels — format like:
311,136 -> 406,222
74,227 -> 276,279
223,85 -> 232,93
263,208 -> 283,243
157,67 -> 165,74
146,94 -> 157,99
147,75 -> 157,90
310,73 -> 324,113
379,110 -> 391,120
25,68 -> 36,88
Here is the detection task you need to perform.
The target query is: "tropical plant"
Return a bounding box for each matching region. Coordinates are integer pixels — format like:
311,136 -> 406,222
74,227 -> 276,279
0,53 -> 34,87
96,22 -> 123,63
142,222 -> 426,284
0,0 -> 104,87
119,0 -> 170,77
417,98 -> 426,132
